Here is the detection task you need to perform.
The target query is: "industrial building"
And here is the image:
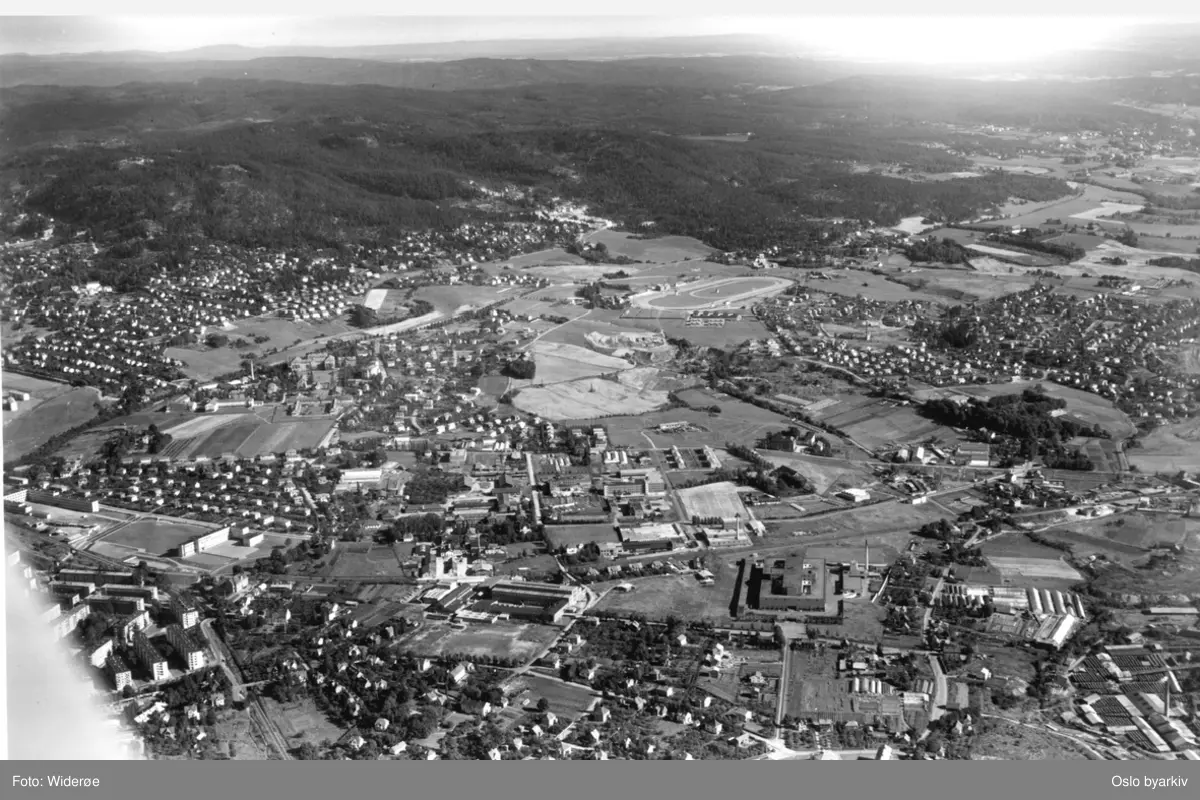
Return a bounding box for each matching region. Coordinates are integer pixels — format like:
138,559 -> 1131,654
751,556 -> 833,613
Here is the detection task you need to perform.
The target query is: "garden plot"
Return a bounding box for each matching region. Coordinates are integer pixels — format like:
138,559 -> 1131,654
987,557 -> 1083,582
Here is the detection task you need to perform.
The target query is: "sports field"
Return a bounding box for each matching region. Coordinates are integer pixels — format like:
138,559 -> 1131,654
544,524 -> 620,549
100,517 -> 213,556
327,544 -> 406,578
401,621 -> 561,661
676,482 -> 749,521
637,276 -> 791,310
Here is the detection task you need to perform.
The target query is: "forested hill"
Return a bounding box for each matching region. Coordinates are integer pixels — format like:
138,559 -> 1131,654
1,76 -> 1083,254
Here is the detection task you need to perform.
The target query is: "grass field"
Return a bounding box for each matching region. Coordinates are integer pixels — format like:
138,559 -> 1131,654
401,621 -> 561,660
544,524 -> 620,549
260,697 -> 345,752
584,230 -> 716,263
414,284 -> 501,316
621,316 -> 773,348
1062,512 -> 1197,550
528,341 -> 633,381
595,573 -> 737,621
503,673 -> 597,718
327,544 -> 404,578
814,397 -> 958,451
512,375 -> 668,420
773,501 -> 951,537
2,384 -> 101,460
1129,417 -> 1200,472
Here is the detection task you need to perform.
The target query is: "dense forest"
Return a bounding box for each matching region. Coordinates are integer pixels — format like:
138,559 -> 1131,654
1,78 -> 1080,255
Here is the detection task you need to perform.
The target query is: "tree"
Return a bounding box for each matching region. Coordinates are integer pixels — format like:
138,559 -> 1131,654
536,697 -> 550,713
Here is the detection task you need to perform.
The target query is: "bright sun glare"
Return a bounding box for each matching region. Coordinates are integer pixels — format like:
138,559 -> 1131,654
779,16 -> 1125,65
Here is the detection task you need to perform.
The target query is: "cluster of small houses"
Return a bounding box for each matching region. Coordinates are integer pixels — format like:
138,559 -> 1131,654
7,454 -> 323,536
761,290 -> 936,332
913,287 -> 1200,422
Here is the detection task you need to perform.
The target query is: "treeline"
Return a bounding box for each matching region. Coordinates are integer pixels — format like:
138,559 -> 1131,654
903,237 -> 972,264
919,387 -> 1108,440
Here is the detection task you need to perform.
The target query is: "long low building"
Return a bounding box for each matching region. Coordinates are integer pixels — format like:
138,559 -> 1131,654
490,580 -> 585,608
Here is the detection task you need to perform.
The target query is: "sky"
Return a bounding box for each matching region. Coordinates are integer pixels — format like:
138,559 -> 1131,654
2,10 -> 1197,64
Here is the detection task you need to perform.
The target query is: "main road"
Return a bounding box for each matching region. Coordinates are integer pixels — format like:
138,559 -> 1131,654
928,653 -> 948,723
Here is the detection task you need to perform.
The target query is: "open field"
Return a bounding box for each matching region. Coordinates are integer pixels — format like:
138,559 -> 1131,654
892,216 -> 939,235
677,481 -> 750,521
913,381 -> 1134,439
529,341 -> 633,381
160,415 -> 336,460
503,673 -> 597,718
1128,417 -> 1200,473
584,230 -> 716,263
622,316 -> 773,348
969,716 -> 1093,760
326,544 -> 405,578
772,501 -> 952,537
798,270 -> 950,304
166,316 -> 351,380
987,556 -> 1083,582
978,183 -> 1145,229
1060,512 -> 1198,551
754,452 -> 876,496
260,698 -> 345,752
2,384 -> 101,460
594,396 -> 798,450
594,573 -> 737,621
412,284 -> 502,316
100,517 -> 213,556
512,375 -> 668,420
401,621 -> 561,661
816,398 -> 959,451
363,288 -> 388,310
544,524 -> 620,549
904,268 -> 1039,303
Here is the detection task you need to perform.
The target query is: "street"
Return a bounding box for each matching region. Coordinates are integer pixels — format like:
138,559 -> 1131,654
928,653 -> 948,723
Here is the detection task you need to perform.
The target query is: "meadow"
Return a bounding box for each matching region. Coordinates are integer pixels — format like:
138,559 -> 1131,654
512,375 -> 669,420
3,385 -> 102,460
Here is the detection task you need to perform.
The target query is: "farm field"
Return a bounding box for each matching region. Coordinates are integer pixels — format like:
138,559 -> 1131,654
413,284 -> 501,316
979,534 -> 1077,561
799,270 -> 949,304
544,524 -> 620,549
161,417 -> 336,460
815,398 -> 959,451
913,381 -> 1134,439
1060,512 -> 1197,551
987,556 -> 1084,583
979,183 -> 1144,229
903,269 -> 1039,303
401,621 -> 561,661
594,573 -> 737,621
595,396 -> 797,449
260,697 -> 346,752
892,216 -> 939,235
100,517 -> 213,556
584,230 -> 716,263
1128,417 -> 1200,472
503,673 -> 597,719
528,341 -> 633,381
512,375 -> 668,420
2,384 -> 101,460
